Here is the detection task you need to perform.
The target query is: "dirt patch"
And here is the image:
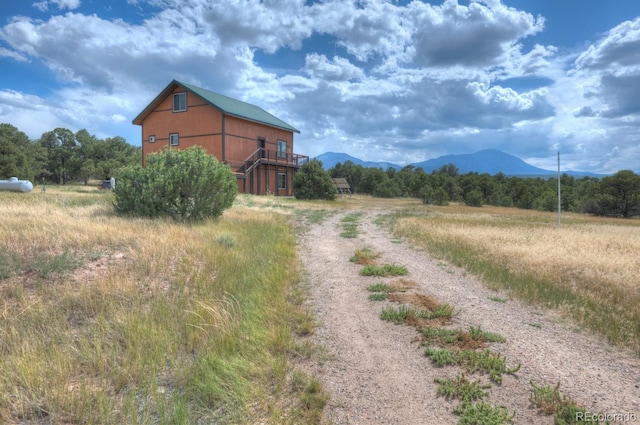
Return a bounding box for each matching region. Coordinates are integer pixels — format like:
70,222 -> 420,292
72,250 -> 128,281
388,278 -> 418,292
297,207 -> 640,424
388,292 -> 441,310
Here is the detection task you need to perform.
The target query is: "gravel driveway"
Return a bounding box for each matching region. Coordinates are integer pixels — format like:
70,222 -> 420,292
296,207 -> 640,424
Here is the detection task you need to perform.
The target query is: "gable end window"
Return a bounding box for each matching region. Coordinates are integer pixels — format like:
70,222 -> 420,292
173,92 -> 187,112
278,173 -> 287,190
169,133 -> 179,146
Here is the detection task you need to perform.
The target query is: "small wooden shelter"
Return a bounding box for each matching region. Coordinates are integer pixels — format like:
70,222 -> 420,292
332,178 -> 352,195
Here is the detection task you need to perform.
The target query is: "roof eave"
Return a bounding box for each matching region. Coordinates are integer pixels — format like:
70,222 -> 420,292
132,80 -> 301,134
224,113 -> 300,134
132,79 -> 181,125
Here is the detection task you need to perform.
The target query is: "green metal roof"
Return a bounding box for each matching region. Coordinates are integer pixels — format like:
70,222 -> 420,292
133,80 -> 300,133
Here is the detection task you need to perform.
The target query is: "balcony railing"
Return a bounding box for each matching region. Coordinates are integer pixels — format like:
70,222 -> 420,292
259,148 -> 309,166
236,148 -> 309,175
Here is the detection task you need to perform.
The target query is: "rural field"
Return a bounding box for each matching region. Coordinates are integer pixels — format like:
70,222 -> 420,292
1,188 -> 639,424
0,187 -> 327,424
390,203 -> 640,354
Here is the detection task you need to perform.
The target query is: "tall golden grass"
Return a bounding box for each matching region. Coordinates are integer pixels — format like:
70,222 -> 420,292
0,187 -> 325,424
392,204 -> 640,353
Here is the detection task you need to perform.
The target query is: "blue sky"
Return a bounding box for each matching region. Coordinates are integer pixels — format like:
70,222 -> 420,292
2,0 -> 640,173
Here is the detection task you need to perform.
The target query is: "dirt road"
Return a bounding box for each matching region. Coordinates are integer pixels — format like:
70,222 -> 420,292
297,207 -> 640,424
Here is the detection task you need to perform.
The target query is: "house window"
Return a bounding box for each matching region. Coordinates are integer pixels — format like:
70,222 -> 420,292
278,173 -> 287,190
277,140 -> 287,159
173,92 -> 187,112
149,135 -> 156,143
169,133 -> 179,146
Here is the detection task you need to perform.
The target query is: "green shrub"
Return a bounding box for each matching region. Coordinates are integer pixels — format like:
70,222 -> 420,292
359,263 -> 408,277
529,381 -> 605,424
113,146 -> 237,221
292,159 -> 336,200
424,347 -> 457,365
29,249 -> 81,278
0,252 -> 20,279
428,303 -> 456,319
350,247 -> 381,265
435,374 -> 490,403
455,401 -> 515,424
381,305 -> 428,324
418,185 -> 433,204
465,190 -> 485,207
373,179 -> 399,198
425,348 -> 520,383
216,233 -> 236,248
432,187 -> 450,206
469,326 -> 506,343
366,283 -> 393,292
421,186 -> 449,206
368,293 -> 388,301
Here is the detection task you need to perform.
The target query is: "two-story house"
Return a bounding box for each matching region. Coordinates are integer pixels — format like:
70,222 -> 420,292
132,80 -> 308,196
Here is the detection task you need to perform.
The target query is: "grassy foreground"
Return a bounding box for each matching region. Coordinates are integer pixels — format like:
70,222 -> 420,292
0,187 -> 324,424
390,204 -> 640,354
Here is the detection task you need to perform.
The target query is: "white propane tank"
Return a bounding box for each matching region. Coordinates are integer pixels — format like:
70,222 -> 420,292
0,177 -> 33,193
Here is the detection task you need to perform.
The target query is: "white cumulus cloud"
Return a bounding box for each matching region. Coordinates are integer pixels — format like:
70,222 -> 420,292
33,0 -> 81,12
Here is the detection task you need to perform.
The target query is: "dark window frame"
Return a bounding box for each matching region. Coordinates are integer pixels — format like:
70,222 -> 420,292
173,92 -> 187,112
277,172 -> 287,190
169,133 -> 179,146
276,140 -> 287,159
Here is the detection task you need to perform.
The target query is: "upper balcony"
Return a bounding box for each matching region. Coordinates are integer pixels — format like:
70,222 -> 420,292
231,148 -> 310,175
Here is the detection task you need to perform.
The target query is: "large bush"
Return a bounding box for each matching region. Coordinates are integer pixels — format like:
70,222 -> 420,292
464,189 -> 485,207
292,159 -> 336,200
113,146 -> 237,221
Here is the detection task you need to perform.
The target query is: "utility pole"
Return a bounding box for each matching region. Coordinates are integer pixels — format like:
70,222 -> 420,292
557,151 -> 561,229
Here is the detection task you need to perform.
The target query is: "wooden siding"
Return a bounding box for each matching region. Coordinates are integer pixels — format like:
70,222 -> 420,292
141,89 -> 224,163
223,115 -> 293,170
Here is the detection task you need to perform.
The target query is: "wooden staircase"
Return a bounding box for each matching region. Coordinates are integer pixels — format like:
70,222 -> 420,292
236,148 -> 263,178
235,148 -> 309,179
234,148 -> 309,195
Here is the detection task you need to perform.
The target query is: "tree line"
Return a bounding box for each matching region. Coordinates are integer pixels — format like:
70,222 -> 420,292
2,121 -> 638,218
329,160 -> 640,218
0,123 -> 141,185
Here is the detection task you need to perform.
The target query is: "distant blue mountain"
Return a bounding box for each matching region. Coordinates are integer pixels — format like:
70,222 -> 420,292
313,149 -> 607,178
314,152 -> 401,171
412,149 -> 549,175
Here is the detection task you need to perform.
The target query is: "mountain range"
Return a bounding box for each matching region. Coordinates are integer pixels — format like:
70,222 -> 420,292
314,149 -> 607,178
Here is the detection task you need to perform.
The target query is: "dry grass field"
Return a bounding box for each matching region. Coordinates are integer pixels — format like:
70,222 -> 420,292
0,186 -> 325,424
390,203 -> 640,354
1,188 -> 638,423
